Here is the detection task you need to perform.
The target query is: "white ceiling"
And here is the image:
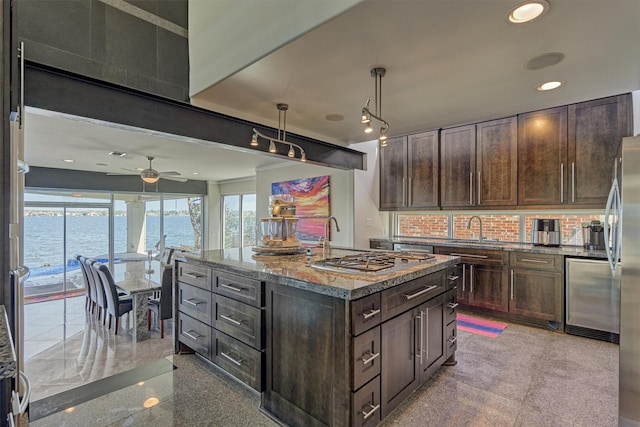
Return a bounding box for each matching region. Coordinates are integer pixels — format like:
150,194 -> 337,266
24,0 -> 640,183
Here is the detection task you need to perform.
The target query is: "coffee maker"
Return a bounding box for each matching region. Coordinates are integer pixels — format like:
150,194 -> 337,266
582,220 -> 606,250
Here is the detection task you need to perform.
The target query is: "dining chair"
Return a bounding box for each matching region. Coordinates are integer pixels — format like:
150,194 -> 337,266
95,263 -> 133,334
75,254 -> 93,311
148,248 -> 175,338
83,257 -> 107,321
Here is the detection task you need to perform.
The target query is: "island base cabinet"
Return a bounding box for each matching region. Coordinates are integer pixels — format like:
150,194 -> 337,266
211,329 -> 263,391
352,376 -> 381,427
178,313 -> 211,358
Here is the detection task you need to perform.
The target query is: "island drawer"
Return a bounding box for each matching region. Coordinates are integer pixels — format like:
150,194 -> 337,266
178,282 -> 212,325
214,271 -> 264,307
212,294 -> 263,350
351,293 -> 382,336
177,262 -> 212,291
381,270 -> 444,321
211,329 -> 263,391
510,252 -> 562,272
352,326 -> 381,391
178,313 -> 211,358
352,375 -> 381,427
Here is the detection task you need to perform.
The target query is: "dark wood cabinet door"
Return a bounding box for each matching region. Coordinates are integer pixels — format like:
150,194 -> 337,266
418,294 -> 445,382
518,107 -> 568,206
468,264 -> 508,312
381,308 -> 419,419
477,117 -> 517,206
407,130 -> 439,208
568,94 -> 632,206
509,268 -> 562,322
440,125 -> 476,207
380,136 -> 408,210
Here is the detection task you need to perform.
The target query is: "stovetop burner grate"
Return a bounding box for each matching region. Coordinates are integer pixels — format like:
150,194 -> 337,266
311,251 -> 435,273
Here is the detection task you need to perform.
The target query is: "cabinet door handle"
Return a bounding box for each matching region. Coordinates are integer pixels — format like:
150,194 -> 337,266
220,283 -> 244,293
449,253 -> 489,259
362,308 -> 381,320
462,264 -> 466,292
402,178 -> 406,206
361,351 -> 380,365
470,265 -> 474,293
404,285 -> 438,300
183,298 -> 202,307
448,336 -> 458,345
571,162 -> 575,203
220,351 -> 243,366
362,404 -> 380,420
408,176 -> 413,206
447,302 -> 459,309
447,275 -> 459,281
420,310 -> 426,364
510,270 -> 514,300
183,330 -> 201,341
477,171 -> 481,205
183,272 -> 202,279
415,312 -> 423,365
220,314 -> 242,326
560,163 -> 564,203
520,258 -> 549,264
469,172 -> 473,205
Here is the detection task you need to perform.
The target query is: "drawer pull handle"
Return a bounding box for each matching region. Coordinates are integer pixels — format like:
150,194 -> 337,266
448,336 -> 458,344
361,352 -> 380,365
220,283 -> 244,293
183,272 -> 203,279
183,299 -> 202,307
183,330 -> 200,341
220,351 -> 243,367
449,253 -> 489,259
362,404 -> 380,420
520,258 -> 550,264
404,285 -> 438,300
220,314 -> 243,326
362,308 -> 381,320
447,302 -> 459,309
447,275 -> 459,281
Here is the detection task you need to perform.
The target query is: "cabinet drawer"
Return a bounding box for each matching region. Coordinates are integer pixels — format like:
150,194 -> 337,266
381,271 -> 444,321
177,262 -> 212,291
211,329 -> 263,391
446,320 -> 457,359
510,252 -> 562,272
178,313 -> 211,358
214,271 -> 263,307
212,294 -> 263,350
178,282 -> 212,325
352,376 -> 381,427
351,293 -> 382,336
352,326 -> 381,391
445,288 -> 458,325
434,247 -> 507,266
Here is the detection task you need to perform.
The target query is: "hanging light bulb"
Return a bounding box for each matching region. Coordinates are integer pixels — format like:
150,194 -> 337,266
269,140 -> 277,153
360,68 -> 390,140
249,104 -> 307,162
288,145 -> 295,157
361,109 -> 371,124
379,127 -> 387,142
300,151 -> 307,162
250,133 -> 258,146
364,122 -> 373,133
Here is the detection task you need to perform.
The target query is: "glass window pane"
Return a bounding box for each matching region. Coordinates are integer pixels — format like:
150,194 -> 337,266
145,200 -> 161,254
223,195 -> 241,248
242,194 -> 256,247
24,207 -> 64,297
523,213 -> 603,245
452,214 -> 520,242
25,189 -> 111,204
163,196 -> 201,252
397,214 -> 449,238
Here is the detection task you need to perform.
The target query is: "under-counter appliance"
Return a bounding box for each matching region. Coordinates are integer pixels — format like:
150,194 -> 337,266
531,219 -> 561,246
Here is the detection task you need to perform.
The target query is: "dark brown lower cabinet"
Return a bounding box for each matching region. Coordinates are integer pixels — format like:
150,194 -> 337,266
468,264 -> 509,312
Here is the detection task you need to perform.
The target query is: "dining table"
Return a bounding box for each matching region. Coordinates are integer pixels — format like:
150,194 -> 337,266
114,260 -> 163,342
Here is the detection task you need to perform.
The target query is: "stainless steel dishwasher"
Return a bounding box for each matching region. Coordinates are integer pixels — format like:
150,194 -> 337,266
565,257 -> 621,342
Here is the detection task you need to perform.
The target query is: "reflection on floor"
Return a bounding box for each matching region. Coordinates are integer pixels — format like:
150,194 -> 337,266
26,302 -> 619,427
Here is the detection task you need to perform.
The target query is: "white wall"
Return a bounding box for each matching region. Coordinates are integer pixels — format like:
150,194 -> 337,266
352,140 -> 390,248
256,163 -> 354,248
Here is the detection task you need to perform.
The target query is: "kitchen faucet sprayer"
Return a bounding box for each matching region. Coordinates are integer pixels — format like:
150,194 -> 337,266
467,215 -> 484,242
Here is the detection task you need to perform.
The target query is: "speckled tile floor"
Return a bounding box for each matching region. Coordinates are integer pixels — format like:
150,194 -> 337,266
25,305 -> 618,427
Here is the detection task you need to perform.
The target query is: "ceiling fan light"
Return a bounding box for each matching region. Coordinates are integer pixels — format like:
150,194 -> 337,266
250,133 -> 258,146
269,140 -> 277,153
141,175 -> 159,184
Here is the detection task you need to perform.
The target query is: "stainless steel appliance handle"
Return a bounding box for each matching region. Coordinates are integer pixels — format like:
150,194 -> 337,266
403,285 -> 438,300
449,253 -> 488,259
560,163 -> 564,203
220,283 -> 244,293
520,258 -> 549,264
220,314 -> 242,326
362,308 -> 381,319
571,162 -> 575,202
469,172 -> 473,205
362,404 -> 380,420
183,330 -> 201,341
604,178 -> 620,274
220,352 -> 243,366
18,42 -> 24,129
462,264 -> 466,292
510,270 -> 514,300
362,351 -> 380,365
477,171 -> 481,205
470,265 -> 474,293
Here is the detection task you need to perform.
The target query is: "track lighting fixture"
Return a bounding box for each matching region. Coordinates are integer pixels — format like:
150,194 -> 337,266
360,67 -> 390,145
250,103 -> 307,162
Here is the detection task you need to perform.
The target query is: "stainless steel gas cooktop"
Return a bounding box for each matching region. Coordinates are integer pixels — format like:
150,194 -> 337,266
309,251 -> 435,274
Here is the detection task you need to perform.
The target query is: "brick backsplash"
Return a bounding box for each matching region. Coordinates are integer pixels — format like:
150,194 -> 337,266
397,212 -> 605,246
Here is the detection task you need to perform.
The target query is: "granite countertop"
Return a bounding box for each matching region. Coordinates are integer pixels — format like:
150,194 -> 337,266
0,305 -> 17,380
371,236 -> 608,259
182,247 -> 459,300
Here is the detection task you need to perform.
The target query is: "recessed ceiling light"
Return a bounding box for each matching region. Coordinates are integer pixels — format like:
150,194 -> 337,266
537,81 -> 563,91
192,172 -> 199,175
507,0 -> 549,24
63,159 -> 75,163
108,151 -> 127,157
325,114 -> 344,122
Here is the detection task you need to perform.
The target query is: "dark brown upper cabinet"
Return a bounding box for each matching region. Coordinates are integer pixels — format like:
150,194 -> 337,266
476,117 -> 518,206
518,107 -> 568,206
440,125 -> 476,208
380,131 -> 439,210
568,94 -> 632,206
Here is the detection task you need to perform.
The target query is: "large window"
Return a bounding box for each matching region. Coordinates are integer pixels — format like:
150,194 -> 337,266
223,194 -> 256,248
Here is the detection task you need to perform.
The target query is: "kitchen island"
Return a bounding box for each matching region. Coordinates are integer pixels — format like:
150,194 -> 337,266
174,247 -> 460,426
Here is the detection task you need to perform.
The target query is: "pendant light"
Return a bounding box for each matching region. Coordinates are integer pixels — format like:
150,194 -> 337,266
250,103 -> 307,162
361,67 -> 390,146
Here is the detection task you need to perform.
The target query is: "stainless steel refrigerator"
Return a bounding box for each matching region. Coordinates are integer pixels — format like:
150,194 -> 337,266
618,135 -> 640,426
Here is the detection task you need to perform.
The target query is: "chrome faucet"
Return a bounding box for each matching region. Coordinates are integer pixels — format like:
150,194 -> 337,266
320,216 -> 340,251
467,215 -> 484,242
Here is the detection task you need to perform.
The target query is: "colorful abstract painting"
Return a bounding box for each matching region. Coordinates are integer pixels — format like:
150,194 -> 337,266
272,175 -> 330,241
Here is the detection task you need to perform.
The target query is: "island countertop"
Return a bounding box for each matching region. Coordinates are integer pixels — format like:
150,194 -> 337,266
181,247 -> 459,300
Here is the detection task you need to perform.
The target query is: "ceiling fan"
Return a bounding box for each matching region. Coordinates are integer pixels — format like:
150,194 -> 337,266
109,155 -> 187,187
